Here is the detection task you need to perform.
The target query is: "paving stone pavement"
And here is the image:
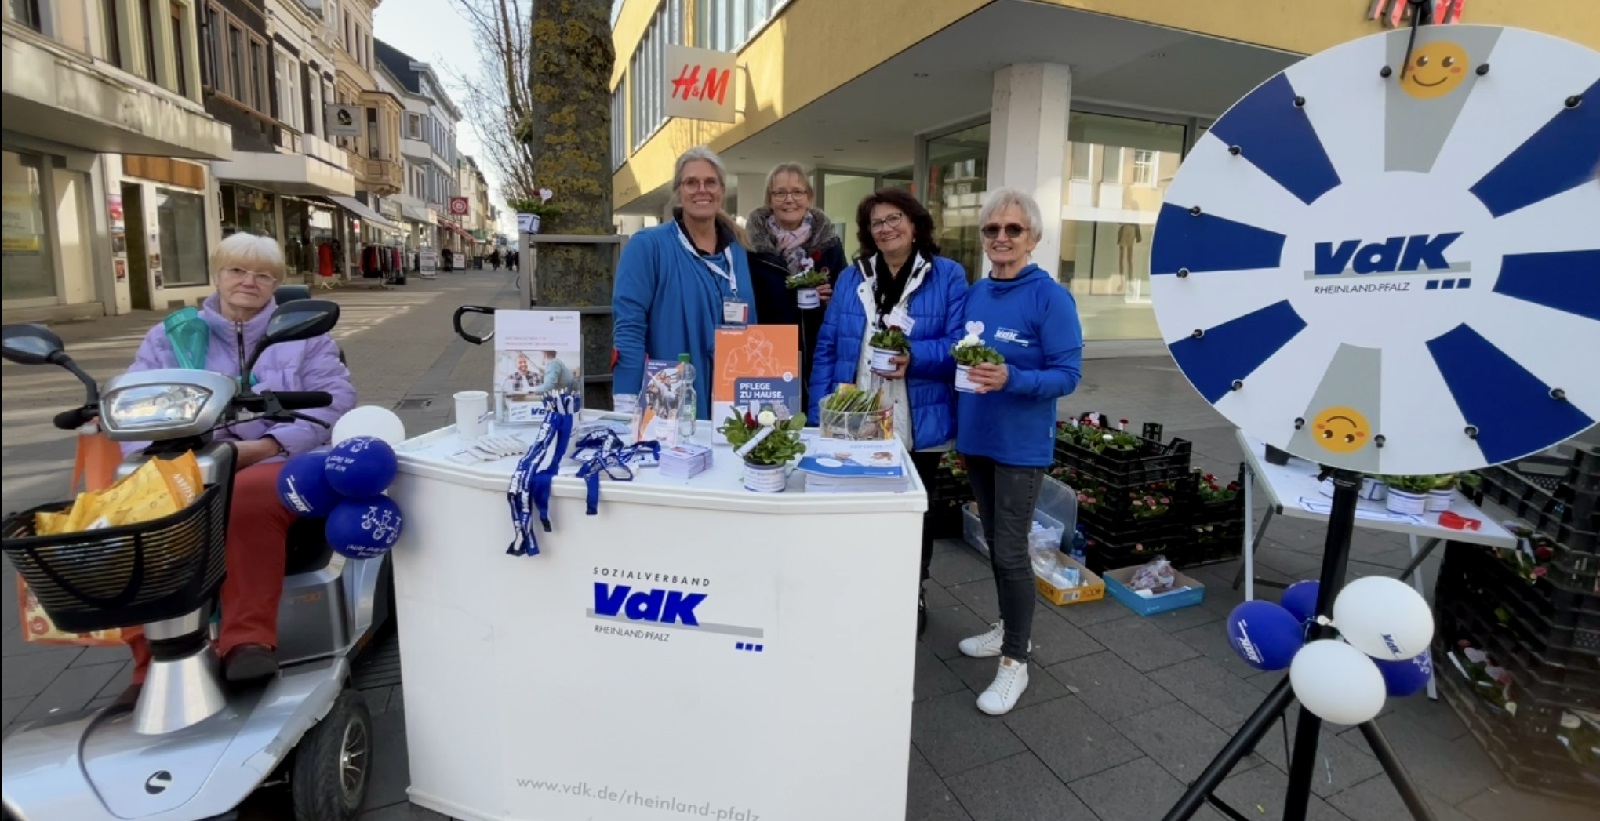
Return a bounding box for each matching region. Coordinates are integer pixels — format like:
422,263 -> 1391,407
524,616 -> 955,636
1,281 -> 1585,819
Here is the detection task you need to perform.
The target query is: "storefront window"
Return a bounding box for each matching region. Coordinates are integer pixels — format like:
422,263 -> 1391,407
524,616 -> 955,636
220,184 -> 278,238
2,150 -> 56,302
282,197 -> 337,278
924,122 -> 990,281
156,188 -> 211,287
820,172 -> 875,260
1061,112 -> 1187,340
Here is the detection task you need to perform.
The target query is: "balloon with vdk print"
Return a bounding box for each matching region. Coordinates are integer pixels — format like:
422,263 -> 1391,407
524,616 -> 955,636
323,435 -> 399,498
1226,600 -> 1305,671
325,496 -> 404,559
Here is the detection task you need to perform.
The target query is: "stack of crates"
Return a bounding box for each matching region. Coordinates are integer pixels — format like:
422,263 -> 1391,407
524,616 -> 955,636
1435,442 -> 1600,802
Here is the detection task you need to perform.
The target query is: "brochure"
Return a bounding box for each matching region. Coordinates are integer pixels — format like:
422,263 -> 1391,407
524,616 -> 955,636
493,310 -> 583,427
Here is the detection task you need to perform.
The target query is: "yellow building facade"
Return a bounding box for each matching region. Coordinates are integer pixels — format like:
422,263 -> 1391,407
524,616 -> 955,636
608,0 -> 1599,342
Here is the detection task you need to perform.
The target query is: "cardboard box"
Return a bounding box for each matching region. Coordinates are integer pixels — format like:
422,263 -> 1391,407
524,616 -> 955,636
1102,565 -> 1207,616
1035,555 -> 1105,607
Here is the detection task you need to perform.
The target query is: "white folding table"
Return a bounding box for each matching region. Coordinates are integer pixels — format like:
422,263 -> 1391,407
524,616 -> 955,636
1232,431 -> 1517,699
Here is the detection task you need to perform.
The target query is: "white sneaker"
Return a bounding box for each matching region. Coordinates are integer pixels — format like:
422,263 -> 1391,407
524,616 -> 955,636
957,622 -> 1031,659
977,657 -> 1029,716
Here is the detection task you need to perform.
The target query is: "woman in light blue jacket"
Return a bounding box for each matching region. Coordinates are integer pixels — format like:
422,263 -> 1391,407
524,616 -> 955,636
612,146 -> 757,419
811,187 -> 968,636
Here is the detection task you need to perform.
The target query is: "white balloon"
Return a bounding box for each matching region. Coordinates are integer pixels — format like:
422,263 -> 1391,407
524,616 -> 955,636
332,405 -> 407,446
1332,576 -> 1435,661
1289,640 -> 1387,725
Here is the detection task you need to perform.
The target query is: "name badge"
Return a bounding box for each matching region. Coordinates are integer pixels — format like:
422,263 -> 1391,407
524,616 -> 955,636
722,300 -> 750,326
886,308 -> 915,333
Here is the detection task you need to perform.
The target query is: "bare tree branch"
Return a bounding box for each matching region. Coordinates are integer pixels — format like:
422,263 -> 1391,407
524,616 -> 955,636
446,0 -> 539,204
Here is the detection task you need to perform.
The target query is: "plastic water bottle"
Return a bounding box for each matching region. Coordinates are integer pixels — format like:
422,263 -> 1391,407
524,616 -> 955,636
1068,525 -> 1088,565
676,353 -> 697,440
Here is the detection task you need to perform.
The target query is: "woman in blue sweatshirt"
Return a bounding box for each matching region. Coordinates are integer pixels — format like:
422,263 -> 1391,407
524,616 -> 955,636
612,146 -> 757,419
955,187 -> 1084,717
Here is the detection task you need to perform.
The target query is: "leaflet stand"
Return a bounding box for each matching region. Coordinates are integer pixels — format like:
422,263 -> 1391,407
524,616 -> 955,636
1163,468 -> 1434,821
1146,4 -> 1600,820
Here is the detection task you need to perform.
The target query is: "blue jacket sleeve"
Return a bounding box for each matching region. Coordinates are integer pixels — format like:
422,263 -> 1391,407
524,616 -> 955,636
612,234 -> 656,398
808,267 -> 852,424
1005,285 -> 1083,400
907,260 -> 968,381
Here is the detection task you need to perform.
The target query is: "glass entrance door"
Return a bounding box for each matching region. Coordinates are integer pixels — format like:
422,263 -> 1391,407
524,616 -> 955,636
819,172 -> 876,260
923,123 -> 990,281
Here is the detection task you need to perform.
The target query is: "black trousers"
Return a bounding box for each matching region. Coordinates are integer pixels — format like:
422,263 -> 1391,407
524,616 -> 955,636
909,451 -> 944,586
965,454 -> 1046,662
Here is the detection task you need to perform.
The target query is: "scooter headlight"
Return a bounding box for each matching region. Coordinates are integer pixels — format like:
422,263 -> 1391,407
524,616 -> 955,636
103,384 -> 213,430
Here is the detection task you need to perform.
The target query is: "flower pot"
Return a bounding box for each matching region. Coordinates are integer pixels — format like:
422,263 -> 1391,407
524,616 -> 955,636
955,364 -> 979,393
1386,489 -> 1428,516
1426,488 -> 1455,512
869,347 -> 899,373
796,288 -> 821,310
743,461 -> 787,493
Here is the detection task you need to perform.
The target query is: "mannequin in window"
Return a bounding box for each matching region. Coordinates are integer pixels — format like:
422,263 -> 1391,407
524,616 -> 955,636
1116,223 -> 1142,279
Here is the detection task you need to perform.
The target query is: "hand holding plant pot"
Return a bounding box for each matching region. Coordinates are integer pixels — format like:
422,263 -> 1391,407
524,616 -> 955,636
786,262 -> 830,311
952,322 -> 1005,393
719,408 -> 808,493
868,325 -> 910,377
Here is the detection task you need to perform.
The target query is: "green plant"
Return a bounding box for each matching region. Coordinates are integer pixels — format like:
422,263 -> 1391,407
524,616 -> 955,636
821,385 -> 882,412
869,326 -> 909,352
786,268 -> 828,289
1381,474 -> 1439,493
1195,470 -> 1241,503
507,197 -> 555,218
1130,490 -> 1173,520
952,336 -> 1004,366
718,409 -> 807,466
939,451 -> 967,478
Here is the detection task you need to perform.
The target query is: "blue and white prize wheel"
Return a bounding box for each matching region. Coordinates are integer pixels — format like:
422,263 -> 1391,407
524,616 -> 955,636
1150,25 -> 1600,475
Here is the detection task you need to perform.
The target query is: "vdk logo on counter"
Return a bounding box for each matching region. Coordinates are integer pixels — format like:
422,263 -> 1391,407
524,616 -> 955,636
1310,232 -> 1469,278
593,583 -> 706,626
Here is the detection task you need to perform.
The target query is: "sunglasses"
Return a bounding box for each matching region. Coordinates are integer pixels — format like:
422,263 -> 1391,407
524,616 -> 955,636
980,223 -> 1026,240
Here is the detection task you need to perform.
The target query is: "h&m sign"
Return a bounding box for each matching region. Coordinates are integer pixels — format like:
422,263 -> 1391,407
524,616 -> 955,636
1369,0 -> 1465,27
664,44 -> 738,124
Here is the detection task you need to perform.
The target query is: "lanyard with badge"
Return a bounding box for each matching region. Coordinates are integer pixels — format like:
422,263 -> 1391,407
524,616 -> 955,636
675,223 -> 748,325
871,253 -> 927,334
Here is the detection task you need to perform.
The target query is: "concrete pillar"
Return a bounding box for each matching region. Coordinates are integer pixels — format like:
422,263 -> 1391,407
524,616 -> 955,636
734,172 -> 768,219
986,63 -> 1071,276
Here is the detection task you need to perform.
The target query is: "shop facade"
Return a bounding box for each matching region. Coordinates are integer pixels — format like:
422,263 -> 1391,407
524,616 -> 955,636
608,0 -> 1593,346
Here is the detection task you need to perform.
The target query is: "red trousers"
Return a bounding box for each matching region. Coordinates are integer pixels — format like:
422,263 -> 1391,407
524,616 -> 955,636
129,462 -> 295,684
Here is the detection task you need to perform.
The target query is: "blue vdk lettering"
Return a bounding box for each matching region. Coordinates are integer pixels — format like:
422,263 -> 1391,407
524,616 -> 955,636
593,583 -> 707,626
1313,233 -> 1462,275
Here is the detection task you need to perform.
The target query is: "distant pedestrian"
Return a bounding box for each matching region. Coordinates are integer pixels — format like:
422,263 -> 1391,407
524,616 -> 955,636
489,248 -> 502,270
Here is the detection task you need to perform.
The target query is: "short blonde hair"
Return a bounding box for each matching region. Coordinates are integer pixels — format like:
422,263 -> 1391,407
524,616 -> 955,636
212,232 -> 286,279
764,162 -> 812,202
978,188 -> 1044,240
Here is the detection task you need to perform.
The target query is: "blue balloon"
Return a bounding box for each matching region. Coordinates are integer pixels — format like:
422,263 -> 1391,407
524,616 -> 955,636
325,496 -> 404,559
1281,580 -> 1321,625
277,450 -> 340,517
1227,601 -> 1306,671
1375,649 -> 1433,697
323,436 -> 398,498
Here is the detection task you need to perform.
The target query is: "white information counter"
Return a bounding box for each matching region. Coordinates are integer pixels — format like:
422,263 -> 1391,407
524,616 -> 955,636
387,418 -> 927,821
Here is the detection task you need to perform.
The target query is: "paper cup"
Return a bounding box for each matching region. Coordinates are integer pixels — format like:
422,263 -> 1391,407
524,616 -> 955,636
869,347 -> 898,373
796,288 -> 821,310
455,390 -> 489,440
955,365 -> 979,393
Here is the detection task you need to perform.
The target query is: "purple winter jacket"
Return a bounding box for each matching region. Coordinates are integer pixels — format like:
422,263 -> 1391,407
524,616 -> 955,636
119,294 -> 357,459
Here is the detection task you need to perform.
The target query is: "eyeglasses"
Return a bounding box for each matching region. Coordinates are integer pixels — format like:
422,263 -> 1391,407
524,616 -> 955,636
869,213 -> 906,233
679,177 -> 722,193
981,223 -> 1027,240
220,267 -> 278,285
770,189 -> 810,202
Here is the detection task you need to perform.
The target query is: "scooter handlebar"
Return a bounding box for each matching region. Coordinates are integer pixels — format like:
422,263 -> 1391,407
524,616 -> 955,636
53,407 -> 97,431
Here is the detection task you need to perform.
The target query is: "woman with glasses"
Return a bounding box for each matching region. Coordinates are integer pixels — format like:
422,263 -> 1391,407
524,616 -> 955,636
114,232 -> 357,703
811,188 -> 969,636
746,163 -> 847,411
956,187 -> 1083,716
613,146 -> 757,419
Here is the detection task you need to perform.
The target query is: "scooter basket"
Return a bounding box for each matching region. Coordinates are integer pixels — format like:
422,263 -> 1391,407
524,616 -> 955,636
1,483 -> 229,633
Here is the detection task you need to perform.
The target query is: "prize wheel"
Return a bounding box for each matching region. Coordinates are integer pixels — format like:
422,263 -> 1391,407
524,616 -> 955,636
1149,25 -> 1600,475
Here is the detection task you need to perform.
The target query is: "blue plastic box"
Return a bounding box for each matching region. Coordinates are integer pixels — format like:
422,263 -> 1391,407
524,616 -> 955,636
1102,565 -> 1207,616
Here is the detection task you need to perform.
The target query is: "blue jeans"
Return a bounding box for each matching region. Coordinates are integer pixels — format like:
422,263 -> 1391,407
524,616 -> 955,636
965,455 -> 1045,662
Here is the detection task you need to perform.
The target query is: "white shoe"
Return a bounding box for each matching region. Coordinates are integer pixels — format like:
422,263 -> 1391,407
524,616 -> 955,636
957,622 -> 1031,659
977,657 -> 1029,716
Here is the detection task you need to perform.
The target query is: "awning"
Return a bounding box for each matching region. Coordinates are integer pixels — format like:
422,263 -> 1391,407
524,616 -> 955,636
401,202 -> 430,223
324,195 -> 400,232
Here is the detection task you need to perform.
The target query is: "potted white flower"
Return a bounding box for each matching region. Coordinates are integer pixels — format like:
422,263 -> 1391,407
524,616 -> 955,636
718,408 -> 807,493
785,259 -> 829,310
951,321 -> 1004,393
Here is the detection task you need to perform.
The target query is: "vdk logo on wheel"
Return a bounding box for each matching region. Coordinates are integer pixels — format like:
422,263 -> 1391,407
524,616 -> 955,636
1311,232 -> 1469,278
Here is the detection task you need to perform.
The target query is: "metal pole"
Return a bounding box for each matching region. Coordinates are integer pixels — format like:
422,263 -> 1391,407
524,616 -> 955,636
1161,677 -> 1296,821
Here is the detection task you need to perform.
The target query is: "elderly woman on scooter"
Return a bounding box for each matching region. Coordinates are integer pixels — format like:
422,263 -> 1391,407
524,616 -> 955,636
116,232 -> 356,703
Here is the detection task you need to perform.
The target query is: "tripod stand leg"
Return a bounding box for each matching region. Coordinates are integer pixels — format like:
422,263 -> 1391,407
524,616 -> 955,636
1161,677 -> 1296,821
1358,721 -> 1438,820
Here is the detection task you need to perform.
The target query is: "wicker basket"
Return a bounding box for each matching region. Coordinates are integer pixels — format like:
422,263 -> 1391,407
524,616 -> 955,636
1,483 -> 230,633
819,406 -> 894,441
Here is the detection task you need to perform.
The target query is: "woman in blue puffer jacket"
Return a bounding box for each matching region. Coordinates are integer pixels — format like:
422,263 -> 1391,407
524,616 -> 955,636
810,187 -> 968,636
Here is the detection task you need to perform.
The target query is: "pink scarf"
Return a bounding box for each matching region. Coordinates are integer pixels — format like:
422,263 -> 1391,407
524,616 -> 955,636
766,212 -> 814,274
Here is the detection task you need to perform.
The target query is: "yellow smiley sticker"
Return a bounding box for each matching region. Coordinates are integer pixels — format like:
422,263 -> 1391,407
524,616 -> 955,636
1311,407 -> 1372,454
1401,41 -> 1470,100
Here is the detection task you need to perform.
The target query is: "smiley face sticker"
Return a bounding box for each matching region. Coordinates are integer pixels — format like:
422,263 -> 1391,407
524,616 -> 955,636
1401,40 -> 1470,100
1311,406 -> 1373,454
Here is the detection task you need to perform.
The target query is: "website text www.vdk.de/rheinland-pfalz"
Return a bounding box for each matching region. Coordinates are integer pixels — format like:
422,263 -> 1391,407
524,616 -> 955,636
515,778 -> 761,820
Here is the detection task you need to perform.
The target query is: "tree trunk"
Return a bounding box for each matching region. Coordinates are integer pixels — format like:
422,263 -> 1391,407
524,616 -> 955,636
521,0 -> 616,408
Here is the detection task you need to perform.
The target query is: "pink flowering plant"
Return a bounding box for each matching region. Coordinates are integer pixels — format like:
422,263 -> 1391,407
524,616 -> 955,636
1195,469 -> 1241,503
1130,490 -> 1172,520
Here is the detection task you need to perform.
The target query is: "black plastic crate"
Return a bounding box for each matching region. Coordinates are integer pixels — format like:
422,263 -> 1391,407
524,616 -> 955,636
1437,546 -> 1600,666
1052,417 -> 1193,488
1480,465 -> 1599,555
1437,667 -> 1600,804
1435,597 -> 1600,711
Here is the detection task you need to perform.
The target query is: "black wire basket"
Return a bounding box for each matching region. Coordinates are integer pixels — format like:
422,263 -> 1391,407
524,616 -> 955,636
1,483 -> 229,633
